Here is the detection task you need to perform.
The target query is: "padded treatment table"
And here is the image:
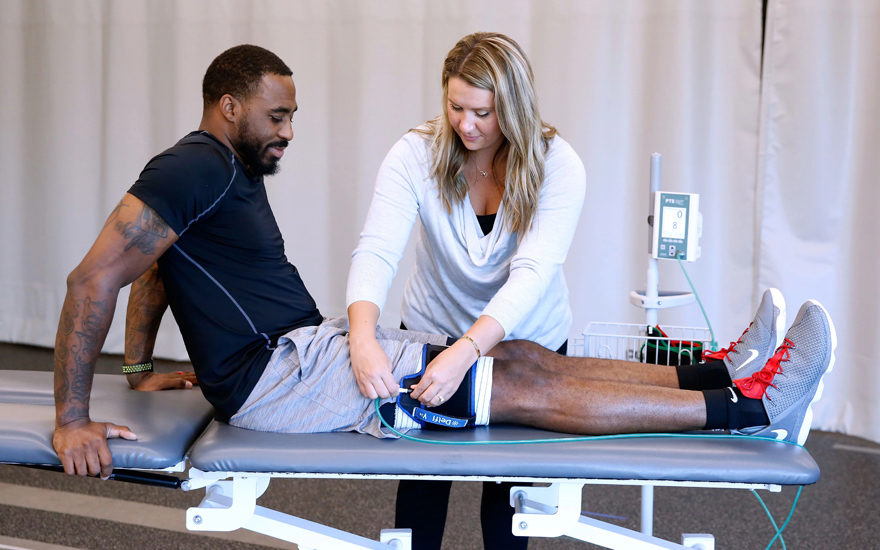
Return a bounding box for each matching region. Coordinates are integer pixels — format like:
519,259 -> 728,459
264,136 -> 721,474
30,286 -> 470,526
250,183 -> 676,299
0,370 -> 820,550
190,421 -> 817,483
0,370 -> 214,471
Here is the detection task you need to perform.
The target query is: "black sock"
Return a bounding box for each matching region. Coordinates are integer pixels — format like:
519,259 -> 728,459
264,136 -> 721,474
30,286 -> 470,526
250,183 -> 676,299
702,387 -> 770,430
677,360 -> 733,391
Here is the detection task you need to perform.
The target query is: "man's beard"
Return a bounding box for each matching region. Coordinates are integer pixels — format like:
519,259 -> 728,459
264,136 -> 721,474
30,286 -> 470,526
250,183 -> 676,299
234,116 -> 288,176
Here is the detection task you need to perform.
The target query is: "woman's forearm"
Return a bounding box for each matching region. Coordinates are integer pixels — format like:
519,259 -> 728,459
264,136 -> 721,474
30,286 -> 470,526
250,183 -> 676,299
348,300 -> 381,343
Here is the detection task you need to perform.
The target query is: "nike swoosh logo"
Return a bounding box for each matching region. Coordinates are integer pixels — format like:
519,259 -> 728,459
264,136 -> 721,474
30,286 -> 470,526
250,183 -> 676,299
735,349 -> 760,372
727,387 -> 738,403
771,429 -> 788,441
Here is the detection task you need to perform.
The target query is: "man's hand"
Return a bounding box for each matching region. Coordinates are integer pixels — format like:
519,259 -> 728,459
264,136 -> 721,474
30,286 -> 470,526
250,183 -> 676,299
127,371 -> 198,391
350,336 -> 399,399
52,418 -> 138,478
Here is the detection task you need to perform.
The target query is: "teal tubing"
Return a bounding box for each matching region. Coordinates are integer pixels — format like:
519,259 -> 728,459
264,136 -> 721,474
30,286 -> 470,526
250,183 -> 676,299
374,399 -> 803,448
677,255 -> 718,351
754,485 -> 804,550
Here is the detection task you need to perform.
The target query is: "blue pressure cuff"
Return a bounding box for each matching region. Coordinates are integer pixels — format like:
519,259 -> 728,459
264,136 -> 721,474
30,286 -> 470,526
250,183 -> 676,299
395,344 -> 477,429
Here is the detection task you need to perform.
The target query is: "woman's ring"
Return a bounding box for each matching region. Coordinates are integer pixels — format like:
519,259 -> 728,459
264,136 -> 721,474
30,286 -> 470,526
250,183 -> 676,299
437,394 -> 444,403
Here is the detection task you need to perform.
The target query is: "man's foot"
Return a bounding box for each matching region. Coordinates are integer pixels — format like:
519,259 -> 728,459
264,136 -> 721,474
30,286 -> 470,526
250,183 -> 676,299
733,300 -> 837,445
705,288 -> 786,380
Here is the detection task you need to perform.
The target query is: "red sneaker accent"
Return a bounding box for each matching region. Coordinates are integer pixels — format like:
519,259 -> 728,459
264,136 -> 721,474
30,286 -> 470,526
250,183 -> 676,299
734,339 -> 793,399
704,326 -> 751,361
704,344 -> 735,361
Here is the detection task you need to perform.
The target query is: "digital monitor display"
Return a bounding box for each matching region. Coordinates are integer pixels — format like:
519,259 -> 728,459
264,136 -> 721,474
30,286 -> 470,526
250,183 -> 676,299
661,206 -> 686,239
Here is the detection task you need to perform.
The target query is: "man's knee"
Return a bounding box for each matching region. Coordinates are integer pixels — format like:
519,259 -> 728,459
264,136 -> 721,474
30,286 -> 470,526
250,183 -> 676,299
490,356 -> 558,424
491,339 -> 551,363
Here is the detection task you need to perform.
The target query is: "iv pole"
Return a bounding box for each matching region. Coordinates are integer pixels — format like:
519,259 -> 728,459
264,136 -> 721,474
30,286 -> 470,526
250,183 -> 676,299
631,153 -> 696,536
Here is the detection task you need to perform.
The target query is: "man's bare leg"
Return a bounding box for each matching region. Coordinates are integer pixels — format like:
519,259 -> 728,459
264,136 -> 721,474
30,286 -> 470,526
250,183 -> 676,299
488,356 -> 705,435
490,340 -> 681,389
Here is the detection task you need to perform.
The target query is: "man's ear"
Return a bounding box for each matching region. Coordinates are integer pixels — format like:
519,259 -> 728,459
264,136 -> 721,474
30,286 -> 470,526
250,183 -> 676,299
218,94 -> 241,123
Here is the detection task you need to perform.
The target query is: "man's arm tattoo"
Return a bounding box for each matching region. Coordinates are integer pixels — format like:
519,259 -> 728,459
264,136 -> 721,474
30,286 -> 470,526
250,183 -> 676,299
54,296 -> 111,424
114,204 -> 170,255
125,266 -> 167,364
103,200 -> 127,229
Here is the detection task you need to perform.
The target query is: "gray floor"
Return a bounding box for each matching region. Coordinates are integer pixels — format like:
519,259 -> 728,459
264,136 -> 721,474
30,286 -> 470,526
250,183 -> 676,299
1,342 -> 879,550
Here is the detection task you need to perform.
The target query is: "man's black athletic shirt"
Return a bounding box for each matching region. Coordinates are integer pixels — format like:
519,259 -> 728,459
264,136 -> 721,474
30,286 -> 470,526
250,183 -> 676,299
128,131 -> 323,421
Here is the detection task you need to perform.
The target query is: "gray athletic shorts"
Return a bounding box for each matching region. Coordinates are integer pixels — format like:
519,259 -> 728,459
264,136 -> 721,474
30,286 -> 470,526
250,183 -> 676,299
229,317 -> 449,438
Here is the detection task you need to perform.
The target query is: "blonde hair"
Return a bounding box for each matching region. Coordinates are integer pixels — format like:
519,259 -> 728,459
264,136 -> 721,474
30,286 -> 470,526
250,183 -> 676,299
416,32 -> 556,234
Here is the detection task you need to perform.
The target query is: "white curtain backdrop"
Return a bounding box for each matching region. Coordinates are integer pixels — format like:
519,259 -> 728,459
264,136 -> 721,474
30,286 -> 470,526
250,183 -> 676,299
757,0 -> 880,441
0,0 -> 876,442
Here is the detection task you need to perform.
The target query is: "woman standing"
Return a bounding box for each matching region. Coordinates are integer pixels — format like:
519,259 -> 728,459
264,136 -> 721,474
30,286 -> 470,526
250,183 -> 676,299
347,32 -> 585,550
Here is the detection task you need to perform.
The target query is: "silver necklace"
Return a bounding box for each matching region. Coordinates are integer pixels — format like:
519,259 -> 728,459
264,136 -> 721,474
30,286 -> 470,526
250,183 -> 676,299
477,167 -> 489,178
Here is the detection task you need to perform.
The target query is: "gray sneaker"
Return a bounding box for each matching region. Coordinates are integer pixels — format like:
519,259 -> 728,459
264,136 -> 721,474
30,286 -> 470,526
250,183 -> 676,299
734,300 -> 837,445
705,288 -> 786,380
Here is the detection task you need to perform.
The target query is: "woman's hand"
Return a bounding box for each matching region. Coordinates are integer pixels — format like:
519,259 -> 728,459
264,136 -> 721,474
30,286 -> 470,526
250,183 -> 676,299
410,341 -> 477,407
350,335 -> 399,399
411,316 -> 504,406
411,316 -> 504,407
348,300 -> 399,399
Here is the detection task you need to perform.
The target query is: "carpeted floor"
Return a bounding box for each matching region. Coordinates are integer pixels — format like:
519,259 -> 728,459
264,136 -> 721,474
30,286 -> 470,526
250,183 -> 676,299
1,342 -> 878,549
